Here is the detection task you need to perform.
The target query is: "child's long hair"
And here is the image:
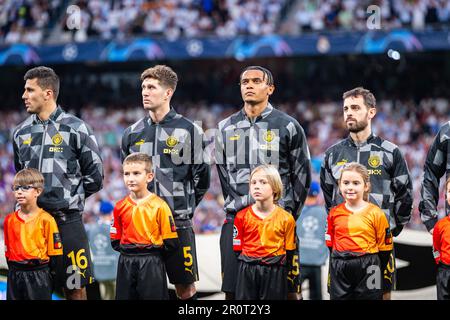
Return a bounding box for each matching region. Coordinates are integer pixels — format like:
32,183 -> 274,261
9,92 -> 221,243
250,165 -> 283,203
338,162 -> 371,201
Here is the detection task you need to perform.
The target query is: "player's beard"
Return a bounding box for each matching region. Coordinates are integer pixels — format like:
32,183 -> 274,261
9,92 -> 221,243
346,117 -> 369,133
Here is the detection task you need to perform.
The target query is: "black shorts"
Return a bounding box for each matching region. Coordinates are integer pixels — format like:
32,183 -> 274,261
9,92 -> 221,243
164,226 -> 199,285
116,252 -> 168,300
383,249 -> 396,293
235,261 -> 288,300
330,254 -> 383,300
54,213 -> 94,290
220,215 -> 239,294
7,263 -> 53,300
436,263 -> 450,300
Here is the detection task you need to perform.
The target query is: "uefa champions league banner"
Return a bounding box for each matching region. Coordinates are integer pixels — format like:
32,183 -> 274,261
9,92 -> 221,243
0,30 -> 448,66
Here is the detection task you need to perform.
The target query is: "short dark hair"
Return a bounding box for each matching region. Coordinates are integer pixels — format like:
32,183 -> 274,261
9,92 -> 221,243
239,66 -> 274,86
140,65 -> 178,91
342,87 -> 376,109
24,66 -> 60,101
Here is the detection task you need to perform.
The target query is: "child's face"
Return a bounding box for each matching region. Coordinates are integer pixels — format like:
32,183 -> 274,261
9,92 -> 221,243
123,162 -> 153,194
339,170 -> 368,203
250,170 -> 274,203
13,184 -> 41,206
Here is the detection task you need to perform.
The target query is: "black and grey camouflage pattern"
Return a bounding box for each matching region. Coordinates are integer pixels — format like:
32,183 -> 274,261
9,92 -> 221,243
13,106 -> 104,213
420,121 -> 450,231
121,107 -> 210,223
215,103 -> 311,220
320,133 -> 413,233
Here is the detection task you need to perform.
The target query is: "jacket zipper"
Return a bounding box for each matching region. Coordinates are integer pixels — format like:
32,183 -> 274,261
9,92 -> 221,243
248,119 -> 256,205
356,145 -> 360,164
154,123 -> 160,195
38,123 -> 48,171
249,121 -> 255,170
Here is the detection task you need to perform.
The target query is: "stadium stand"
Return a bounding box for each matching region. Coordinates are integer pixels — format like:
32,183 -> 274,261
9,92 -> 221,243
2,0 -> 449,45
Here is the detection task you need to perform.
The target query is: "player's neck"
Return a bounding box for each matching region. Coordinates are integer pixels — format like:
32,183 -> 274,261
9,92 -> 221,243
244,101 -> 268,121
149,104 -> 170,123
349,126 -> 372,144
37,102 -> 57,122
345,199 -> 369,213
18,204 -> 40,220
130,189 -> 152,202
252,200 -> 276,218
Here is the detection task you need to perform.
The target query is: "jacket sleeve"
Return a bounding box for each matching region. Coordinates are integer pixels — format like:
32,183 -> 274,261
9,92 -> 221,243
287,121 -> 311,220
191,123 -> 210,207
320,150 -> 336,214
419,125 -> 448,231
390,147 -> 413,235
12,129 -> 24,172
78,122 -> 104,198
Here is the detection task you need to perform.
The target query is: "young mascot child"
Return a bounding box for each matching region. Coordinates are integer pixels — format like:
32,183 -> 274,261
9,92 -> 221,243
110,152 -> 179,300
326,162 -> 393,300
432,176 -> 450,300
233,164 -> 298,300
4,168 -> 63,300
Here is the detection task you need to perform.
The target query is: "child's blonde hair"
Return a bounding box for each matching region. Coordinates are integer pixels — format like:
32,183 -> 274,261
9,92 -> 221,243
250,165 -> 283,203
338,162 -> 371,201
123,152 -> 153,173
13,168 -> 44,190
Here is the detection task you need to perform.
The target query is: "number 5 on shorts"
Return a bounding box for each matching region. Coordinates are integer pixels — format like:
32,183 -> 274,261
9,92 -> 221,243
291,254 -> 300,276
183,246 -> 193,267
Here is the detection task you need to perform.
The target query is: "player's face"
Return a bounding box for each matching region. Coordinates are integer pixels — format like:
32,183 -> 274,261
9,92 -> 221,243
123,162 -> 153,193
22,78 -> 48,114
13,184 -> 41,206
343,96 -> 375,133
339,170 -> 369,203
240,70 -> 274,105
250,170 -> 274,203
141,78 -> 171,112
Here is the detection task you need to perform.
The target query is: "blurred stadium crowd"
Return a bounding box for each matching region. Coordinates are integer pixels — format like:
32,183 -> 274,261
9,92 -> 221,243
0,95 -> 447,233
1,0 -> 450,45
